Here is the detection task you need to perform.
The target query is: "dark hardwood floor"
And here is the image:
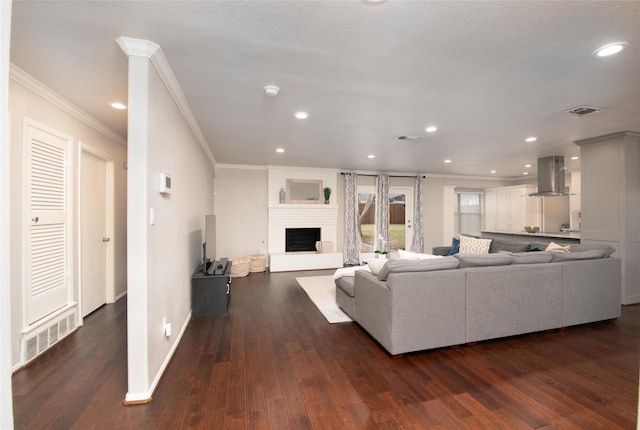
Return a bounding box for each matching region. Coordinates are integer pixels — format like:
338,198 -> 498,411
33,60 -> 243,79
13,270 -> 640,429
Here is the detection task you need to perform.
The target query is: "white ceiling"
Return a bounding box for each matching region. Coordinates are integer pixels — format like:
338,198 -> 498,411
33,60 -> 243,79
9,1 -> 640,178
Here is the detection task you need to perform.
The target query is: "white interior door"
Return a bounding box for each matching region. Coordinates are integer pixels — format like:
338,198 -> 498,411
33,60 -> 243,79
81,151 -> 108,317
23,119 -> 72,325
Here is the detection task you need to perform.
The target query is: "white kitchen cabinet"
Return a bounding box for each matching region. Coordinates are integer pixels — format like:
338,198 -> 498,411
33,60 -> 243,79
484,185 -> 540,232
569,171 -> 581,231
484,189 -> 498,230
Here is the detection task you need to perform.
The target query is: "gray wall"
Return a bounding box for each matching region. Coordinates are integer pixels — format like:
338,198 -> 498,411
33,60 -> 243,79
214,166 -> 268,259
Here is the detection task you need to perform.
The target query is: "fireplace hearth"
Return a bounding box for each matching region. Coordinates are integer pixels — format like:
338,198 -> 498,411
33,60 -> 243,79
285,228 -> 321,252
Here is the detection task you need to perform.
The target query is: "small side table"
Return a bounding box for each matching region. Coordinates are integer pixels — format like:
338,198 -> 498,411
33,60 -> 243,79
191,261 -> 231,317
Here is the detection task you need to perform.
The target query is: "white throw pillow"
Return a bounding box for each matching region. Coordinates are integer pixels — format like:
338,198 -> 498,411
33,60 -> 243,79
459,235 -> 492,254
397,249 -> 443,260
367,258 -> 387,275
545,241 -> 570,253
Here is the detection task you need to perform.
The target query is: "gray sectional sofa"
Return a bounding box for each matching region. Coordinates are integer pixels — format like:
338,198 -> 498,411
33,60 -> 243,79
335,243 -> 621,355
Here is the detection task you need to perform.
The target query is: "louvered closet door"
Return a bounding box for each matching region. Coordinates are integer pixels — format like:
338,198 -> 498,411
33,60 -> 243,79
24,120 -> 72,325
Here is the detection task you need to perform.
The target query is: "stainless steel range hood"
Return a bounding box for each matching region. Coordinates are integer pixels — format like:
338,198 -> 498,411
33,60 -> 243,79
528,156 -> 569,197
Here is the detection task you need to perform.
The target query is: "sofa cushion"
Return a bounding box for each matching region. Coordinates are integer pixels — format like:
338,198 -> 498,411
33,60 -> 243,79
489,239 -> 530,253
377,256 -> 460,281
446,237 -> 460,255
456,253 -> 512,268
505,251 -> 552,264
459,235 -> 492,254
569,244 -> 616,257
366,258 -> 387,275
335,276 -> 355,297
550,249 -> 606,262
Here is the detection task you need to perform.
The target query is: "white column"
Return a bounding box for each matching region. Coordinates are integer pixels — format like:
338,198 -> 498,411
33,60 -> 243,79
0,1 -> 14,427
117,37 -> 158,403
575,131 -> 640,305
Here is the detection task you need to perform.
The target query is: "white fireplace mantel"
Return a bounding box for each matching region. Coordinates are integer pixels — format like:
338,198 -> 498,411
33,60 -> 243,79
267,167 -> 342,271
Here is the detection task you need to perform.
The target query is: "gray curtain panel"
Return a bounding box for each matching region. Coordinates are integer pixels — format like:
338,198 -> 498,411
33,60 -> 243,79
375,173 -> 390,253
343,172 -> 361,265
410,175 -> 424,253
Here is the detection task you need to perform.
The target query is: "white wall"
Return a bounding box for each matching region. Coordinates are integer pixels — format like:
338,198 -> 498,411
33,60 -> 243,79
7,68 -> 128,368
213,165 -> 268,259
121,39 -> 215,402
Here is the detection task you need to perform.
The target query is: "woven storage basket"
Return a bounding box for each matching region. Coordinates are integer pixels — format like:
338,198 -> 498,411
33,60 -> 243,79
248,254 -> 267,273
230,257 -> 250,278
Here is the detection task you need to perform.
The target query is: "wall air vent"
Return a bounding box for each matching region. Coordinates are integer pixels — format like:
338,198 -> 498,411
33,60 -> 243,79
563,105 -> 605,117
396,136 -> 423,141
21,308 -> 78,364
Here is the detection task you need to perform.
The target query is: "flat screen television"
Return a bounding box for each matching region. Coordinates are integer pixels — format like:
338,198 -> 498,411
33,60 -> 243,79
202,214 -> 216,274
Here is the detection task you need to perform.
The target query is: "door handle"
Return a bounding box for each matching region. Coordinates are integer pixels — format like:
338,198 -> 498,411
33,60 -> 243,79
102,237 -> 110,242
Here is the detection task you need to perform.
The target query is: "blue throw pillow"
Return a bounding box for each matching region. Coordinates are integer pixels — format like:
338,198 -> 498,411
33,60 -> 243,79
446,237 -> 460,256
526,247 -> 542,252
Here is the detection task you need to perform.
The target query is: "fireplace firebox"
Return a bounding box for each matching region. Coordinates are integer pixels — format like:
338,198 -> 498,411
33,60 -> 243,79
285,228 -> 321,252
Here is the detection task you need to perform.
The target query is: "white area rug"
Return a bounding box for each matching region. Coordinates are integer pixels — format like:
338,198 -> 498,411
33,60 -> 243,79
295,275 -> 353,323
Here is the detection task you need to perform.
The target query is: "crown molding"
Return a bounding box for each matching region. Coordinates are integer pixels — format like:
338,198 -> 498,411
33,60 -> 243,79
116,37 -> 216,168
215,163 -> 267,171
574,130 -> 640,146
9,64 -> 126,147
116,37 -> 159,58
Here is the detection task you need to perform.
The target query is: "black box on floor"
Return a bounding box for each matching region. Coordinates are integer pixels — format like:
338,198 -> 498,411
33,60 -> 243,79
191,260 -> 231,317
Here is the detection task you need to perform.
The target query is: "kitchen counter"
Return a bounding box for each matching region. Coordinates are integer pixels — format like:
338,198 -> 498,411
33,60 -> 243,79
480,230 -> 580,245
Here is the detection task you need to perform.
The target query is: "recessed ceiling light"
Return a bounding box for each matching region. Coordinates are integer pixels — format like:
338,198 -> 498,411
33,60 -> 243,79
525,164 -> 532,168
295,111 -> 309,119
425,126 -> 438,133
264,85 -> 279,96
593,42 -> 628,57
525,137 -> 537,142
367,154 -> 375,159
444,159 -> 452,164
490,170 -> 496,174
111,102 -> 126,110
276,148 -> 285,153
571,156 -> 579,160
523,172 -> 529,175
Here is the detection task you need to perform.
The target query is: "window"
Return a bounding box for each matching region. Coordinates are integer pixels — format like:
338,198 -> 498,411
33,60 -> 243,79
454,191 -> 483,236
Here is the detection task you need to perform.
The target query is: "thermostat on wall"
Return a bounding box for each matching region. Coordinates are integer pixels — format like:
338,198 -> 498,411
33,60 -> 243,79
159,173 -> 172,194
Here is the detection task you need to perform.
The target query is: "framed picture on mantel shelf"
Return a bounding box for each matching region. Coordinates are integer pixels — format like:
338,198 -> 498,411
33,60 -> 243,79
285,179 -> 323,204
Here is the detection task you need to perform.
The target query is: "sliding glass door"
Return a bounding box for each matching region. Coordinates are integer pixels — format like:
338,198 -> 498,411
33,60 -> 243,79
357,186 -> 413,252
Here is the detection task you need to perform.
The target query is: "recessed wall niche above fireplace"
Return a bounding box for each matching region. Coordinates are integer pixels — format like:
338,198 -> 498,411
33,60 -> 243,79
285,228 -> 321,252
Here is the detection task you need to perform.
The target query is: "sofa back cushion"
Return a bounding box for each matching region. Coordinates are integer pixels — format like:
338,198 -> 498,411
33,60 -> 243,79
377,256 -> 460,281
505,251 -> 552,264
569,244 -> 616,257
455,253 -> 513,268
489,239 -> 530,253
550,249 -> 606,262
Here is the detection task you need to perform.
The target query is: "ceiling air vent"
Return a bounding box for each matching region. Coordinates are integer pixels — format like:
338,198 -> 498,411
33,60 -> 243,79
396,135 -> 423,141
563,105 -> 605,117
